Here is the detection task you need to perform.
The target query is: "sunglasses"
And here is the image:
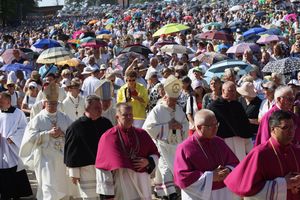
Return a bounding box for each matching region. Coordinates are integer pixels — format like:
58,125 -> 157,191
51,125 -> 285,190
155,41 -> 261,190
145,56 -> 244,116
127,79 -> 136,82
29,86 -> 36,89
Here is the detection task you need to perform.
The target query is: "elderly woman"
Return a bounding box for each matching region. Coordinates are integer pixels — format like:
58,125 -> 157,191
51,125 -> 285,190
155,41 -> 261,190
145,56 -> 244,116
21,81 -> 39,116
202,76 -> 222,108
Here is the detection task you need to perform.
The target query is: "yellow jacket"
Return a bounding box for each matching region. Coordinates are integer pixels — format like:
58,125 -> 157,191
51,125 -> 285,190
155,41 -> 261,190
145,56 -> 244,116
117,83 -> 149,120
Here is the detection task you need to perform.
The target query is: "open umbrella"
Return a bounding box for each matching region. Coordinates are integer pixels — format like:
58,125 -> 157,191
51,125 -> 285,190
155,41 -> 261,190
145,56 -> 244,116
96,29 -> 111,35
153,23 -> 190,37
262,57 -> 300,74
81,39 -> 108,48
37,47 -> 73,64
56,58 -> 81,67
229,5 -> 243,12
0,49 -> 27,64
0,63 -> 33,74
284,13 -> 297,22
256,35 -> 280,44
72,30 -> 84,39
204,22 -> 223,30
198,30 -> 234,41
183,16 -> 193,20
88,19 -> 98,25
196,52 -> 228,65
258,28 -> 282,35
243,27 -> 267,38
226,43 -> 261,54
123,16 -> 132,21
255,11 -> 267,18
160,44 -> 194,54
112,52 -> 146,71
33,39 -> 61,49
96,34 -> 112,40
154,41 -> 178,48
204,60 -> 253,82
120,44 -> 152,57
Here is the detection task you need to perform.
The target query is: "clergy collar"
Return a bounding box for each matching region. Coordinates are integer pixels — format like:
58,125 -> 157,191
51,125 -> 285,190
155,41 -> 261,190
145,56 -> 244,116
82,114 -> 101,122
270,137 -> 292,151
117,125 -> 133,133
1,106 -> 16,113
194,132 -> 214,142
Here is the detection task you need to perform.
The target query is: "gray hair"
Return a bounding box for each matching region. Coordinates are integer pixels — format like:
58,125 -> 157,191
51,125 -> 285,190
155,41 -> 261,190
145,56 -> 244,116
84,95 -> 101,110
274,86 -> 293,102
116,102 -> 132,114
194,109 -> 215,127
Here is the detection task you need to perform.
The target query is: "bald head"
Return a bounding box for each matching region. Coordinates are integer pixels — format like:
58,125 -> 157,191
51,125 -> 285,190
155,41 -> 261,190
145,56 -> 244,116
194,109 -> 216,127
222,81 -> 236,101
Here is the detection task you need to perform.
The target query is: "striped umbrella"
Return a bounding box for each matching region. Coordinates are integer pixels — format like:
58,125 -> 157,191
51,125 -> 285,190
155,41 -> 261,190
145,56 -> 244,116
37,47 -> 73,64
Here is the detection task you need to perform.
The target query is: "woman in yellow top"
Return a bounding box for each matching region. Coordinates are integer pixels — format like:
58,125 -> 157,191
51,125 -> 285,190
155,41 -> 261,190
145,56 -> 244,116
117,70 -> 149,128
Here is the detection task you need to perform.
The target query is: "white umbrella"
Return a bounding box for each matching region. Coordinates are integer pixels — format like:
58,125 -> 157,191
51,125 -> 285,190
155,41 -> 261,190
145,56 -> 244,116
160,44 -> 194,54
37,47 -> 73,64
229,5 -> 243,12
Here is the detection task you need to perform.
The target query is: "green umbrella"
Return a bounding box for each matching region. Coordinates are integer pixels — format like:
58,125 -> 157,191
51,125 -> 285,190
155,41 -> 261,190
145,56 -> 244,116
204,22 -> 222,29
153,23 -> 190,37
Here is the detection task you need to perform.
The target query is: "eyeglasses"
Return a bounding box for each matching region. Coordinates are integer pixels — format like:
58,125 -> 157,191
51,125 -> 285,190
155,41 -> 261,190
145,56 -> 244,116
275,125 -> 296,132
126,79 -> 136,82
202,122 -> 219,129
280,96 -> 295,102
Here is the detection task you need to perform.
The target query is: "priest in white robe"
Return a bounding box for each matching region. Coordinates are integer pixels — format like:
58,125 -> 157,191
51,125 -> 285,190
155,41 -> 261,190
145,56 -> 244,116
143,75 -> 189,199
61,78 -> 85,121
0,92 -> 32,199
19,83 -> 74,200
95,103 -> 159,200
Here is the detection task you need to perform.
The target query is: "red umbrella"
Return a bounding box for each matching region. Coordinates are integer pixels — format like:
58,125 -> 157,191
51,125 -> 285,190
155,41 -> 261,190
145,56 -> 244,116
123,16 -> 132,21
81,39 -> 108,48
198,30 -> 234,41
72,30 -> 84,39
183,16 -> 193,20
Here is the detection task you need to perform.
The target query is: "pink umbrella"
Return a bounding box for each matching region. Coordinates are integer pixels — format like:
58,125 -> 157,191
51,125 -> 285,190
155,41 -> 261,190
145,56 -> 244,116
226,43 -> 260,54
72,30 -> 84,39
284,13 -> 297,22
256,35 -> 280,44
0,49 -> 27,64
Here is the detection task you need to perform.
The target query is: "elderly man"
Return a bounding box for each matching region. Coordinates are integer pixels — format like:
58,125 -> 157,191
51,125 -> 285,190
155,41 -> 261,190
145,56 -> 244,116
19,83 -> 74,200
95,103 -> 159,200
143,75 -> 189,199
225,110 -> 300,199
64,95 -> 113,199
174,109 -> 239,200
255,86 -> 300,146
208,81 -> 252,161
0,92 -> 32,199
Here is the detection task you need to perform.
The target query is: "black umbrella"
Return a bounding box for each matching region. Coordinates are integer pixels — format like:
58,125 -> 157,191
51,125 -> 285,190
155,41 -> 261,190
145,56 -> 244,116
262,57 -> 300,74
121,44 -> 152,57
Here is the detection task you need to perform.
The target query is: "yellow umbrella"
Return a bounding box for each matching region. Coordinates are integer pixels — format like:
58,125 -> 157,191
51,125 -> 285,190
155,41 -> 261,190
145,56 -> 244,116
56,58 -> 81,67
88,19 -> 98,25
153,23 -> 190,37
96,34 -> 112,40
105,24 -> 113,30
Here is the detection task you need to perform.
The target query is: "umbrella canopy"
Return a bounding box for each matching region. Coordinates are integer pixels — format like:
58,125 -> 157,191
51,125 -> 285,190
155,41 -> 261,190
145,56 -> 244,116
88,19 -> 98,25
56,58 -> 81,67
123,16 -> 132,21
37,47 -> 73,64
243,27 -> 267,38
183,16 -> 193,20
120,44 -> 152,57
229,5 -> 243,12
33,39 -> 61,49
96,29 -> 111,35
255,11 -> 267,18
80,39 -> 108,48
256,35 -> 280,44
197,52 -> 228,65
226,43 -> 261,54
72,30 -> 84,39
153,23 -> 190,37
112,52 -> 146,71
0,63 -> 33,74
258,28 -> 282,35
284,13 -> 297,22
160,44 -> 194,54
204,22 -> 223,30
96,34 -> 112,40
262,57 -> 300,74
198,30 -> 234,41
0,49 -> 27,64
204,60 -> 253,82
154,41 -> 178,48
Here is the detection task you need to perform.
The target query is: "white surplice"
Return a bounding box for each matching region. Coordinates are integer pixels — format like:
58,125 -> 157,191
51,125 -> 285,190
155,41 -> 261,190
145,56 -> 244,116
143,103 -> 188,196
0,108 -> 27,169
61,93 -> 85,121
19,110 -> 74,200
81,76 -> 101,97
96,155 -> 159,200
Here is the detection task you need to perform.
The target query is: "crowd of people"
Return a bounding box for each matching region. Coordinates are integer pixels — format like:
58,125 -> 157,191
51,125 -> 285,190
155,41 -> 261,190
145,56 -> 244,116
1,0 -> 300,200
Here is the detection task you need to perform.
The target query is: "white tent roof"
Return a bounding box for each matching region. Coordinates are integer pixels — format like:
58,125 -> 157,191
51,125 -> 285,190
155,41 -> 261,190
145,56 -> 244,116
38,0 -> 64,7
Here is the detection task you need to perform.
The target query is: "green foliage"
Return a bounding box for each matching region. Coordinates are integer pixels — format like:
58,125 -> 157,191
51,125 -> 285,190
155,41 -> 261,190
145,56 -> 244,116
1,0 -> 36,23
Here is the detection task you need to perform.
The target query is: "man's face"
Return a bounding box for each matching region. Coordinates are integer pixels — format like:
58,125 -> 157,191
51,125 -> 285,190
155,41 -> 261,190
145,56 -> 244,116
86,100 -> 102,120
272,119 -> 295,146
197,116 -> 219,139
222,84 -> 236,101
165,96 -> 177,109
0,95 -> 10,110
44,101 -> 58,113
277,92 -> 294,111
116,106 -> 133,129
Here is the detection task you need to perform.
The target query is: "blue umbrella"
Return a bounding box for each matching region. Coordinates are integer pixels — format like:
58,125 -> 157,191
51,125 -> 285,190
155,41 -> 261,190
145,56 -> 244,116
255,11 -> 267,18
258,28 -> 282,35
243,27 -> 267,38
33,39 -> 61,49
204,59 -> 253,83
0,63 -> 33,74
96,29 -> 111,35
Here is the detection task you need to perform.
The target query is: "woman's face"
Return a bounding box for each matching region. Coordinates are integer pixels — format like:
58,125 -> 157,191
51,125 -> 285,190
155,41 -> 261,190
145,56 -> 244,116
210,80 -> 221,91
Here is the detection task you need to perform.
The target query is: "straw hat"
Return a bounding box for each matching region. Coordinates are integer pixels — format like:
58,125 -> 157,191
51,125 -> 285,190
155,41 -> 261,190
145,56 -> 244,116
237,82 -> 257,98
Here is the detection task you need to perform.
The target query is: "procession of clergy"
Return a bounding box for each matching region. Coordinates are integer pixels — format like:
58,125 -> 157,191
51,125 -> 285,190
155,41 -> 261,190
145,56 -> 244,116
1,69 -> 300,200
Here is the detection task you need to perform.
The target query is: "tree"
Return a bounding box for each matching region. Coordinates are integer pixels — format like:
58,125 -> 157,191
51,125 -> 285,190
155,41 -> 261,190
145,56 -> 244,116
0,0 -> 36,27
